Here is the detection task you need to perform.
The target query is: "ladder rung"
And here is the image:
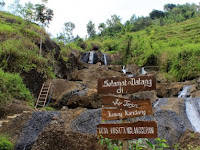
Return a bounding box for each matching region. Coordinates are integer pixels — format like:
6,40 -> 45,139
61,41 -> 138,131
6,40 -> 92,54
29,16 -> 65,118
36,104 -> 45,107
38,101 -> 46,103
35,82 -> 52,109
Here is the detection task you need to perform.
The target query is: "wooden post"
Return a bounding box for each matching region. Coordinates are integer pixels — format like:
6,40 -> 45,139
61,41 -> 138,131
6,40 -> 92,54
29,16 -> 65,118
122,90 -> 128,150
122,140 -> 128,150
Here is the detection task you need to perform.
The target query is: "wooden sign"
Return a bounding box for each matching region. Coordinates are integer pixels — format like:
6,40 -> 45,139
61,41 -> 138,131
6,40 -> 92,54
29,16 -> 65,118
102,96 -> 153,120
97,121 -> 158,139
97,76 -> 156,94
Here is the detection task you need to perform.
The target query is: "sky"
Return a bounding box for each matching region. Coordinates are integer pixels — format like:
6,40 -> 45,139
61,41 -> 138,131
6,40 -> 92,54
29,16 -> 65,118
4,0 -> 199,38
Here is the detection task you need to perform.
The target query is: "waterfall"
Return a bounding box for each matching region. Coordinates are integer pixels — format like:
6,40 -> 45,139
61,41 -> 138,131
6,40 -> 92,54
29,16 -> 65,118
179,85 -> 200,132
141,67 -> 147,75
103,54 -> 108,66
88,51 -> 94,64
178,85 -> 192,98
185,98 -> 200,132
122,66 -> 126,74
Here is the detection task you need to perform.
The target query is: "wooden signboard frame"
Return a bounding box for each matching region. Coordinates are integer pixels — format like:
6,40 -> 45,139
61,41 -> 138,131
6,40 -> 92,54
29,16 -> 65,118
97,75 -> 157,150
102,96 -> 153,120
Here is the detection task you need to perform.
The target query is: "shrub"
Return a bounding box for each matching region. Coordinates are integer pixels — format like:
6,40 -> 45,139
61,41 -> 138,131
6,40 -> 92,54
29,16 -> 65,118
0,135 -> 13,150
98,137 -> 169,150
0,69 -> 33,105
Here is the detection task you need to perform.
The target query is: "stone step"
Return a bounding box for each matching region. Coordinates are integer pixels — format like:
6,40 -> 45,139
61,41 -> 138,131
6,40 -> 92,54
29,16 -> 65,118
7,114 -> 21,119
0,120 -> 9,127
23,111 -> 31,113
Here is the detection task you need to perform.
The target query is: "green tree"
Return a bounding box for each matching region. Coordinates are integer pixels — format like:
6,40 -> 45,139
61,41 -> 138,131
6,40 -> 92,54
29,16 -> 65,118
150,9 -> 165,20
124,21 -> 131,32
98,22 -> 106,35
20,2 -> 35,21
0,0 -> 5,11
57,22 -> 75,43
164,4 -> 176,12
35,0 -> 54,55
105,15 -> 123,36
106,14 -> 122,27
130,14 -> 137,24
8,0 -> 22,15
87,20 -> 96,38
64,22 -> 75,41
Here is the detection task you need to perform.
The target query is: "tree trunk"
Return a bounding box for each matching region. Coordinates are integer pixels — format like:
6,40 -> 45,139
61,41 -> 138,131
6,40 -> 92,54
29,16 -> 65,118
39,25 -> 43,56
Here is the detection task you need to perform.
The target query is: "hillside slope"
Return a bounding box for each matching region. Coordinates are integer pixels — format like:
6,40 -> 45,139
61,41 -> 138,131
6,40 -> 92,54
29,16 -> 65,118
0,11 -> 61,104
75,17 -> 200,81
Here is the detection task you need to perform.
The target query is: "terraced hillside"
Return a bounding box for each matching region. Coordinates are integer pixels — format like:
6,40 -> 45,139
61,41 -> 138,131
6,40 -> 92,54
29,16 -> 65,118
79,17 -> 200,81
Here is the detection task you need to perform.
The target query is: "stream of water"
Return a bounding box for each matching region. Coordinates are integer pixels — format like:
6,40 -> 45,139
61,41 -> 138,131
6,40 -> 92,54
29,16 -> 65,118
88,51 -> 94,64
178,85 -> 192,98
185,98 -> 200,132
141,67 -> 147,75
103,54 -> 107,66
122,66 -> 126,74
178,85 -> 200,132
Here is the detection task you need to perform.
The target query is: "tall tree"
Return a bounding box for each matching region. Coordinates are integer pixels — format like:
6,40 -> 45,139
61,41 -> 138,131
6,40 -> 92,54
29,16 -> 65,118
57,22 -> 75,43
130,14 -> 137,24
87,20 -> 96,38
106,14 -> 122,27
64,22 -> 75,41
149,9 -> 165,20
20,2 -> 35,21
105,15 -> 123,36
35,0 -> 54,55
8,0 -> 22,15
0,0 -> 5,11
98,22 -> 106,35
164,4 -> 176,12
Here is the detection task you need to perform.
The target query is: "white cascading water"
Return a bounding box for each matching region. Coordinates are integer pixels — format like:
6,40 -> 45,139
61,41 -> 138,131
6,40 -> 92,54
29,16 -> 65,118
178,85 -> 191,98
88,51 -> 94,64
178,85 -> 200,132
141,67 -> 147,74
103,54 -> 107,66
185,98 -> 200,132
122,66 -> 126,74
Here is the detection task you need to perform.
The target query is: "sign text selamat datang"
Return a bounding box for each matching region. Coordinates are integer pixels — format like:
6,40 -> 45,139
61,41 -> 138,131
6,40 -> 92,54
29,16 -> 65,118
97,76 -> 156,94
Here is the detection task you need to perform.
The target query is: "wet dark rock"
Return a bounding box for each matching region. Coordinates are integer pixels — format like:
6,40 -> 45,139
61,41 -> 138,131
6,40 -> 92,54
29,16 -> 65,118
80,51 -> 111,65
42,37 -> 60,59
70,109 -> 102,134
70,98 -> 193,148
15,111 -> 61,150
54,53 -> 85,79
21,69 -> 46,98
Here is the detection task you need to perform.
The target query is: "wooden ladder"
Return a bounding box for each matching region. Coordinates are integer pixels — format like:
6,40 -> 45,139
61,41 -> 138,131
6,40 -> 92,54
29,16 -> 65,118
35,82 -> 52,109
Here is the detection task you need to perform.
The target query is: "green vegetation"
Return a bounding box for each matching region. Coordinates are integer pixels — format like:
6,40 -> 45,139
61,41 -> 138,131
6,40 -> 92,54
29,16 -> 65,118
0,135 -> 14,150
0,69 -> 33,105
0,11 -> 55,105
0,2 -> 200,106
98,137 -> 169,150
64,3 -> 200,81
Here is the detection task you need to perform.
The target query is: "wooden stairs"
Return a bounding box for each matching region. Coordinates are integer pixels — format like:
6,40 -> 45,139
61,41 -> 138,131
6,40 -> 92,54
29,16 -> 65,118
35,82 -> 52,109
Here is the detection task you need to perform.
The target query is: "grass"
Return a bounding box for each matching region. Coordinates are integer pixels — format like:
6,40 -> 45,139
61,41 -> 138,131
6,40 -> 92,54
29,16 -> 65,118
0,69 -> 33,105
0,11 -> 56,105
76,16 -> 200,81
0,135 -> 14,150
